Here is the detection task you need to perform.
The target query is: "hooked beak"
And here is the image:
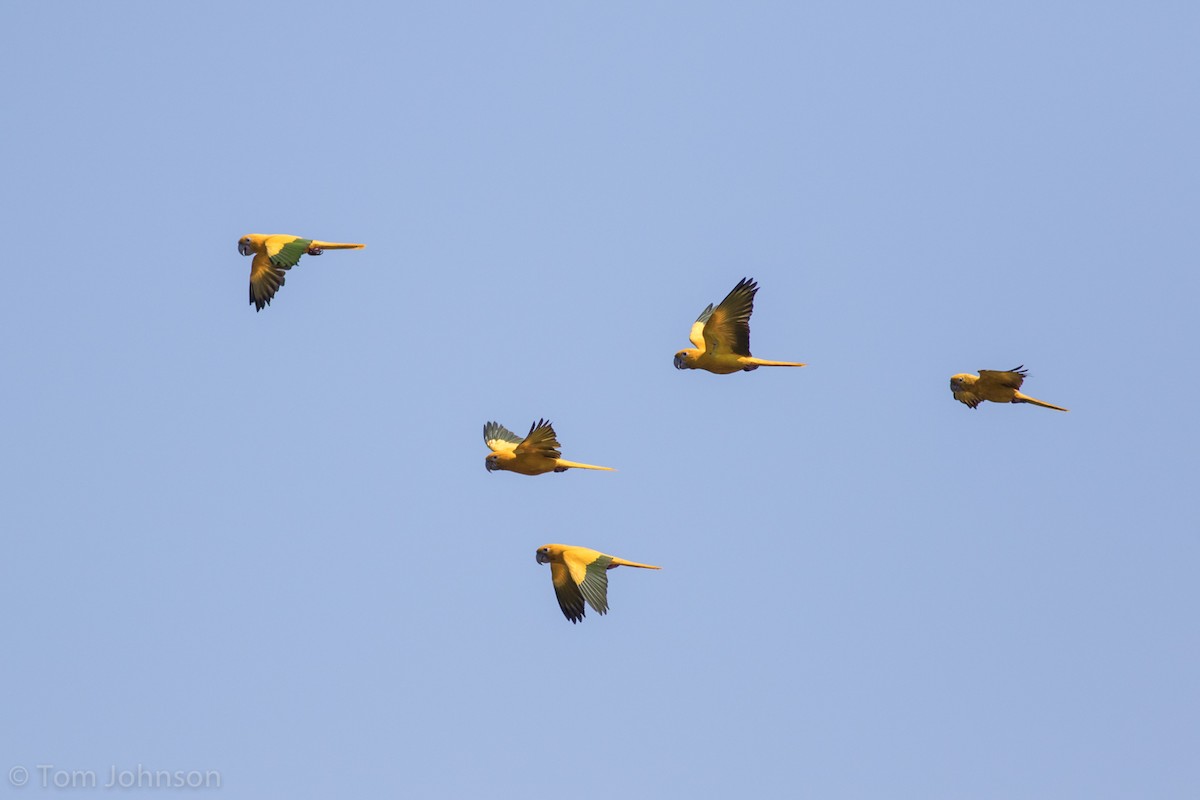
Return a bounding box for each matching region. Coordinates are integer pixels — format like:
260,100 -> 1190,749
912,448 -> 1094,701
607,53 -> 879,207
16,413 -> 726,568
238,241 -> 253,256
536,551 -> 550,564
485,459 -> 498,472
673,354 -> 687,370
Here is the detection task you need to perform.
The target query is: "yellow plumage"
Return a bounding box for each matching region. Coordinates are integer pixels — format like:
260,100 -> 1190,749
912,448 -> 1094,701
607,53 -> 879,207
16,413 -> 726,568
535,544 -> 660,623
483,419 -> 614,475
238,233 -> 365,311
950,366 -> 1068,411
673,277 -> 806,374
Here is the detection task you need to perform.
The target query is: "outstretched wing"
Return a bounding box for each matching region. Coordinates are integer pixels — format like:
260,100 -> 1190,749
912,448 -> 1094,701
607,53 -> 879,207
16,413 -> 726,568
267,236 -> 313,269
249,252 -> 285,311
577,554 -> 613,615
515,419 -> 562,460
979,366 -> 1027,391
550,561 -> 587,623
483,421 -> 524,453
560,549 -> 613,619
249,236 -> 312,311
701,278 -> 757,357
689,304 -> 714,350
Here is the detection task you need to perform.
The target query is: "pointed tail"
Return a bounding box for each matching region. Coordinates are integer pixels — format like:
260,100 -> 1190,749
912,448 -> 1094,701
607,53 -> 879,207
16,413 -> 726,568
309,241 -> 366,250
1014,392 -> 1069,412
555,459 -> 615,472
744,357 -> 806,368
608,557 -> 661,570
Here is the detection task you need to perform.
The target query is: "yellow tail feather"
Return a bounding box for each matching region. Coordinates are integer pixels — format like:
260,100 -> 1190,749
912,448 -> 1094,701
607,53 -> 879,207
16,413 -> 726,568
555,460 -> 615,472
745,357 -> 806,368
309,241 -> 366,250
1015,393 -> 1069,412
609,557 -> 661,570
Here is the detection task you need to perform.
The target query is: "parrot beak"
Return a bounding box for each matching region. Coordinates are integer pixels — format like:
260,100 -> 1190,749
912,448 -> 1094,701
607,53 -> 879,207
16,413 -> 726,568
485,459 -> 498,472
238,242 -> 252,256
673,354 -> 686,370
536,551 -> 549,564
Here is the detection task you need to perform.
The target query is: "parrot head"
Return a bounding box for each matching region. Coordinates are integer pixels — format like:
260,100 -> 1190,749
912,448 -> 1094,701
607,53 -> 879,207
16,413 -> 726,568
535,545 -> 553,564
949,374 -> 970,391
485,453 -> 502,472
237,235 -> 255,257
673,350 -> 696,370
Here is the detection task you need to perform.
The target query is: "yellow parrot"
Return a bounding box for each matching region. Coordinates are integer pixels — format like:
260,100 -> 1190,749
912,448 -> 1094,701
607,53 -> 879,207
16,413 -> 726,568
483,420 -> 614,475
950,366 -> 1068,411
238,233 -> 365,311
535,544 -> 660,623
673,277 -> 806,374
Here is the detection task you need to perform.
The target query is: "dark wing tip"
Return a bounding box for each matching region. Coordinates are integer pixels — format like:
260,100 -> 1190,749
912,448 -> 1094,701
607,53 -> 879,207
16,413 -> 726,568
559,596 -> 585,623
250,266 -> 286,311
250,286 -> 270,312
727,277 -> 759,310
730,277 -> 759,298
483,420 -> 520,445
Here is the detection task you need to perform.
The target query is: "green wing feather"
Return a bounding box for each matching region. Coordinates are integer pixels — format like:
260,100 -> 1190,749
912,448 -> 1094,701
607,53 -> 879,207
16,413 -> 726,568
483,421 -> 524,447
577,555 -> 613,616
484,422 -> 528,453
270,238 -> 314,270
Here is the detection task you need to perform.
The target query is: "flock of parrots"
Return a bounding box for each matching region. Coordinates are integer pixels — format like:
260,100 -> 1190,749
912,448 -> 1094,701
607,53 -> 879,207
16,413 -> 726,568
238,231 -> 1069,623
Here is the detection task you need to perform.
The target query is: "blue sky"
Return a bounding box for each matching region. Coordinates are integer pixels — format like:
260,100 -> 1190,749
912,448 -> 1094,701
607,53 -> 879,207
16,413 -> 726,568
2,2 -> 1198,797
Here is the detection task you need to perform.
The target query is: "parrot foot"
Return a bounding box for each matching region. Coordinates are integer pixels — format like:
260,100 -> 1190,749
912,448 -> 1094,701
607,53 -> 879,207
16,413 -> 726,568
553,467 -> 568,473
307,246 -> 324,256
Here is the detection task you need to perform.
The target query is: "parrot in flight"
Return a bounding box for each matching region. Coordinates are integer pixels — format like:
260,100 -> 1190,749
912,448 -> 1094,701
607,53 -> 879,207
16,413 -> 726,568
950,366 -> 1068,411
535,544 -> 660,623
673,277 -> 806,374
483,420 -> 614,475
237,233 -> 365,311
